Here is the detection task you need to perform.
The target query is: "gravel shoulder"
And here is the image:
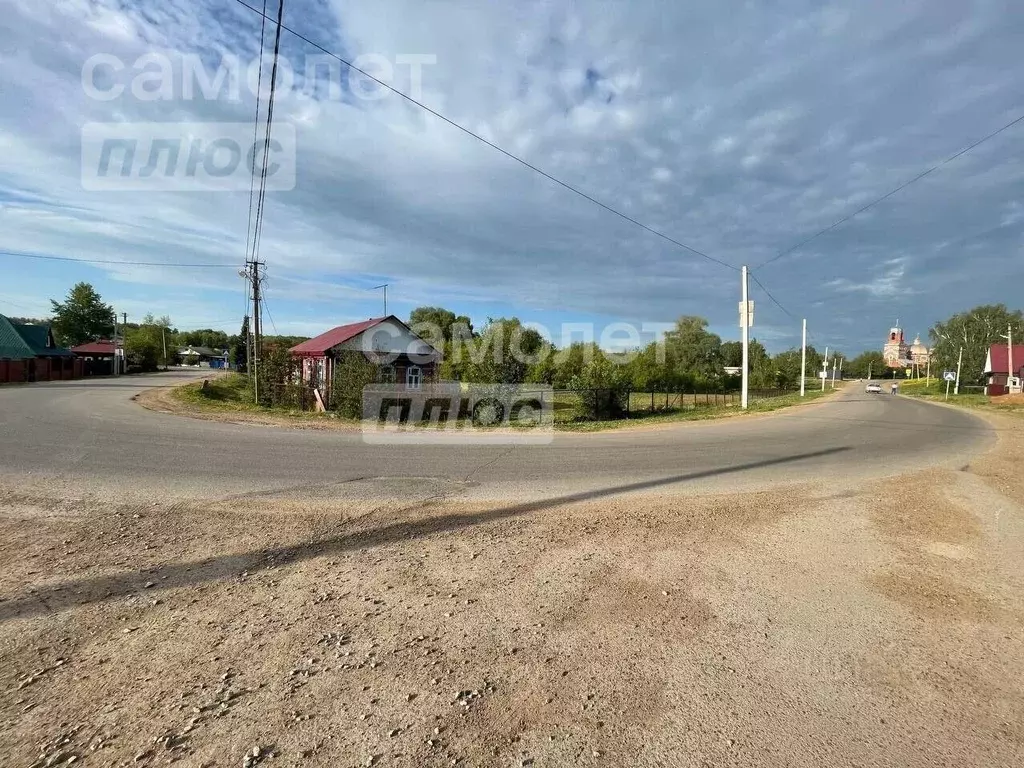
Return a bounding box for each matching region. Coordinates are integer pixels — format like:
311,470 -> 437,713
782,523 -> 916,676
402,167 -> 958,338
2,413 -> 1022,766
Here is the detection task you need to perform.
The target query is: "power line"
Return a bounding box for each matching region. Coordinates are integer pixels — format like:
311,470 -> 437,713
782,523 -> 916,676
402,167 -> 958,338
0,250 -> 236,268
250,0 -> 284,268
260,293 -> 279,335
244,0 -> 269,264
229,0 -> 736,272
748,272 -> 798,322
754,110 -> 1024,271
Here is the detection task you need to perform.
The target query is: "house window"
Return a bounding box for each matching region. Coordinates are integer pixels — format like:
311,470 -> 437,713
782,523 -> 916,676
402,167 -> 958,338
406,365 -> 422,390
379,364 -> 397,384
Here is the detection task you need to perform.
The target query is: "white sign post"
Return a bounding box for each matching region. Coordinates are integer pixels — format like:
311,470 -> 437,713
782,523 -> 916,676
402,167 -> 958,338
943,370 -> 956,401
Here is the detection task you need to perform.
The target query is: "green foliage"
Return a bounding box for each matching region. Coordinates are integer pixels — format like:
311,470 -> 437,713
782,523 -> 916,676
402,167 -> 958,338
124,315 -> 173,371
49,282 -> 113,346
568,351 -> 629,420
664,316 -> 723,386
409,306 -> 474,343
256,343 -> 304,408
331,352 -> 380,417
552,342 -> 593,388
232,317 -> 249,373
178,328 -> 230,349
929,304 -> 1024,385
459,317 -> 544,385
846,350 -> 887,379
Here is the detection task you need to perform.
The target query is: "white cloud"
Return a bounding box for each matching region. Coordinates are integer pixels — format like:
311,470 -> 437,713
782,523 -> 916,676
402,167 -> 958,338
0,0 -> 1022,352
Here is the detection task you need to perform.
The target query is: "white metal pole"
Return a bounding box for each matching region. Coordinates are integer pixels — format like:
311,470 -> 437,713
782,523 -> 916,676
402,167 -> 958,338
741,265 -> 749,410
955,346 -> 963,395
831,358 -> 838,388
821,346 -> 828,392
112,311 -> 118,377
1009,325 -> 1015,391
800,318 -> 807,397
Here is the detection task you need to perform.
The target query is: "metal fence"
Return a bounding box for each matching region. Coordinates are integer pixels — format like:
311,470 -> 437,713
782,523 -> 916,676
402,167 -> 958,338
554,387 -> 798,421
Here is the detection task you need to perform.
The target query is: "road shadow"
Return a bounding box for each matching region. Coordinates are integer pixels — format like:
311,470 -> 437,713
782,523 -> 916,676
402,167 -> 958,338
0,446 -> 850,623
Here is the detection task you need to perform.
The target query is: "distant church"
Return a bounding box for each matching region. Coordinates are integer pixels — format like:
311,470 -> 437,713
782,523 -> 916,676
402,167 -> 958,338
882,322 -> 930,370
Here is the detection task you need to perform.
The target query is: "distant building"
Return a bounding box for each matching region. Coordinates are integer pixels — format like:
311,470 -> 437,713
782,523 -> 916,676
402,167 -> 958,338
882,324 -> 911,368
909,335 -> 931,369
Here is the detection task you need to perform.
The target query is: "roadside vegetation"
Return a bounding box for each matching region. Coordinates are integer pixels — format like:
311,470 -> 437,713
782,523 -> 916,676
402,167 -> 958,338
167,373 -> 837,432
899,377 -> 1024,417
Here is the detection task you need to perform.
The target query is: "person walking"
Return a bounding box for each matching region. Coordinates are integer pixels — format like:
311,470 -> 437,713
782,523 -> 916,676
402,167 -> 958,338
890,381 -> 899,395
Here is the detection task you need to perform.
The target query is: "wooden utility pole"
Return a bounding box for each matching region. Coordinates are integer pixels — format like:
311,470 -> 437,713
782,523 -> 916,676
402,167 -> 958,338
245,260 -> 265,401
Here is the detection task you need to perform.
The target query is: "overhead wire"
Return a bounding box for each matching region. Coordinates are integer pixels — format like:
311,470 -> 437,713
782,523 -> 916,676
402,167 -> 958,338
228,0 -> 736,272
244,0 -> 269,264
249,0 -> 285,269
753,109 -> 1024,271
0,250 -> 236,268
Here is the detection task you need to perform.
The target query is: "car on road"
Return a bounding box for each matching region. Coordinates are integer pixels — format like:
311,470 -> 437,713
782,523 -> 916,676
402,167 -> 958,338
865,382 -> 882,394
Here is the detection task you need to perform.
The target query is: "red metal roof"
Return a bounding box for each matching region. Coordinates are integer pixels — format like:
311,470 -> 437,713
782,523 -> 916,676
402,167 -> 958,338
71,340 -> 116,355
289,317 -> 388,356
987,344 -> 1024,373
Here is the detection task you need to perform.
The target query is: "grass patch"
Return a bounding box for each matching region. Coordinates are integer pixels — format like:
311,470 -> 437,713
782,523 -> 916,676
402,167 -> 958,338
170,374 -> 346,421
167,375 -> 838,431
556,388 -> 834,432
898,377 -> 1024,417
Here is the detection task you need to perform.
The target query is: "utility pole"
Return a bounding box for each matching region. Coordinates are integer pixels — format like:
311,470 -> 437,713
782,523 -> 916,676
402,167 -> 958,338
740,265 -> 749,410
800,318 -> 807,397
868,361 -> 873,381
955,346 -> 963,395
112,311 -> 119,377
926,355 -> 931,386
832,357 -> 838,389
161,326 -> 167,369
821,346 -> 829,392
244,313 -> 251,375
245,260 -> 265,403
1009,324 -> 1015,392
121,312 -> 128,373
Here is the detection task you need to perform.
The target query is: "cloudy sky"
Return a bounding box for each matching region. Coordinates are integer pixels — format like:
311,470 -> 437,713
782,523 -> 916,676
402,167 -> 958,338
1,0 -> 1021,354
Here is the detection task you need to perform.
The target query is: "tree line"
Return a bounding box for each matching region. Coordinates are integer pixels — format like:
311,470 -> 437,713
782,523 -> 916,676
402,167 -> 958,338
30,282 -> 308,372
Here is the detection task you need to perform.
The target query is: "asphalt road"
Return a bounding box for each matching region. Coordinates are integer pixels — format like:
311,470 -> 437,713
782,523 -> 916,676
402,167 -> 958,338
0,370 -> 994,502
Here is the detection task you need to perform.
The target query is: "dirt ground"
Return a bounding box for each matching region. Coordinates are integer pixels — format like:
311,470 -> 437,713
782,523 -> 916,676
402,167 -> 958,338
2,415 -> 1023,767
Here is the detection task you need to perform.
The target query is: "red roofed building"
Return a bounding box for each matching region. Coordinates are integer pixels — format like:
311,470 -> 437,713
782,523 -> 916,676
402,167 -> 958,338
984,343 -> 1024,395
70,339 -> 122,376
290,316 -> 441,401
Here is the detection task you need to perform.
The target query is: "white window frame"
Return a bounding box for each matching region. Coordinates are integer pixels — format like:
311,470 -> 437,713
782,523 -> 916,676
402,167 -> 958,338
406,365 -> 422,390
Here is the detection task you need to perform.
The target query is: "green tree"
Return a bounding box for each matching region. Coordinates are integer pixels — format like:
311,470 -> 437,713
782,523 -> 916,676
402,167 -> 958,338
568,350 -> 629,420
124,314 -> 173,371
846,350 -> 887,379
409,306 -> 474,344
664,316 -> 723,386
930,304 -> 1024,385
624,342 -> 669,390
721,341 -> 742,368
330,353 -> 380,418
179,328 -> 230,349
553,342 -> 594,389
232,317 -> 249,372
49,282 -> 114,346
465,317 -> 545,385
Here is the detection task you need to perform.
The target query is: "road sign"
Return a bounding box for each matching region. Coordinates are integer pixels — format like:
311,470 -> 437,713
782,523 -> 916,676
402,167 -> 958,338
943,370 -> 956,382
738,300 -> 754,329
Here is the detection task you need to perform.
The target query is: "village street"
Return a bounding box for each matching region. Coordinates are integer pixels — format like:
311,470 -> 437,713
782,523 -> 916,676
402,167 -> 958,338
2,374 -> 1023,767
